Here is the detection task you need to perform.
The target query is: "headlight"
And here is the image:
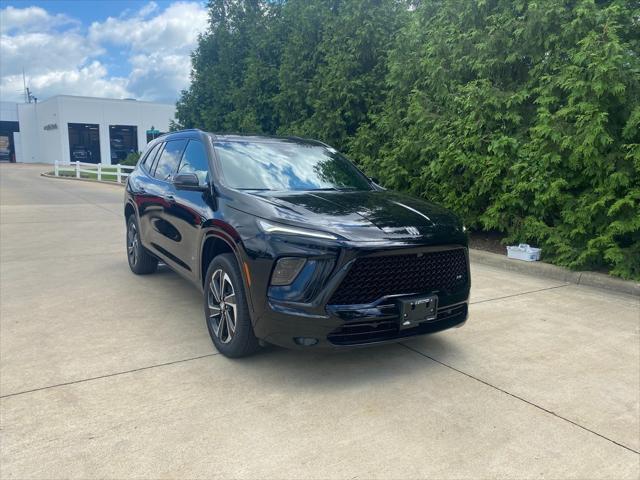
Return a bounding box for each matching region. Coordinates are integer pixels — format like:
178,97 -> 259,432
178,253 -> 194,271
257,219 -> 338,240
271,257 -> 306,286
462,225 -> 467,232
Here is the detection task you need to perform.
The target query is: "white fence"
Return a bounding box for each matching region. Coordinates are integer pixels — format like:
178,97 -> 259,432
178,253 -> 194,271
53,161 -> 135,184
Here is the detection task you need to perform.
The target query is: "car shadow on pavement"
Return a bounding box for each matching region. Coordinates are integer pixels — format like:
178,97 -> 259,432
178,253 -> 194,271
140,262 -> 465,390
213,334 -> 462,391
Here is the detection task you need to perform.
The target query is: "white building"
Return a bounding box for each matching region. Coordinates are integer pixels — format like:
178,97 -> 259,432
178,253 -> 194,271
1,95 -> 176,165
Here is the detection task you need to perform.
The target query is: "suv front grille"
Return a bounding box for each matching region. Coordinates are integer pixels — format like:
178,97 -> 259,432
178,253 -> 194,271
328,248 -> 468,305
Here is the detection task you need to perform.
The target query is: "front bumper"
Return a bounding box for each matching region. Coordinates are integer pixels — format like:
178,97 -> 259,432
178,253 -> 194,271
248,241 -> 471,349
260,299 -> 468,349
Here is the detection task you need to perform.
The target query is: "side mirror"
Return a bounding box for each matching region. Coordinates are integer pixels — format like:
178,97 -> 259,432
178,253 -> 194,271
174,172 -> 206,190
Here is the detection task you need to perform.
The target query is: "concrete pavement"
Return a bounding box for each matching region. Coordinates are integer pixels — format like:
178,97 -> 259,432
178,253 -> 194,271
1,164 -> 638,479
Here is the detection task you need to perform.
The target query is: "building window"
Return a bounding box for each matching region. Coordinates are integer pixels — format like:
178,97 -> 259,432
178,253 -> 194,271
0,121 -> 19,163
109,125 -> 138,164
68,123 -> 100,164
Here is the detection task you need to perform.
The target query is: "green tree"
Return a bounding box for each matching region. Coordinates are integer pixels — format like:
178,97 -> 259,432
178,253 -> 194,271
273,0 -> 329,134
298,0 -> 406,150
177,0 -> 640,279
176,0 -> 278,132
352,0 -> 640,279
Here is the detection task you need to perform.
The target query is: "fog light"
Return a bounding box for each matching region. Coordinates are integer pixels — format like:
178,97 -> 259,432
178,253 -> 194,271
271,257 -> 306,286
294,337 -> 318,346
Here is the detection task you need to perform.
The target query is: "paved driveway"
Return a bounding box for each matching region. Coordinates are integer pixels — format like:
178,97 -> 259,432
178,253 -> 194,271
1,164 -> 638,479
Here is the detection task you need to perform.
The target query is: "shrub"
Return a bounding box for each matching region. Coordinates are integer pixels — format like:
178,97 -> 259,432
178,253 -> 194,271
121,152 -> 141,166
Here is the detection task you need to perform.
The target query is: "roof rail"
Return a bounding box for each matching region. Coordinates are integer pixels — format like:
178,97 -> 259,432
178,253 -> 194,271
155,128 -> 204,139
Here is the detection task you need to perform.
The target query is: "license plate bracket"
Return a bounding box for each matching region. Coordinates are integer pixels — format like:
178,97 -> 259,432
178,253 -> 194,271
398,294 -> 438,329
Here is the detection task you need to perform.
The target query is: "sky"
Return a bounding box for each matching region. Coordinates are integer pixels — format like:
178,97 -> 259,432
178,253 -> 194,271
0,0 -> 209,104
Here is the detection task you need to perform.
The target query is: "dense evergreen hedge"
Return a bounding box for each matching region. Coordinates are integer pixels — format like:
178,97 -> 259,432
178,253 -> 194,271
176,0 -> 640,279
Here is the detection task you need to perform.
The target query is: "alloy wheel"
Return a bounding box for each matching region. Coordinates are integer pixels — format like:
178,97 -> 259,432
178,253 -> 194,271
127,221 -> 138,266
207,269 -> 237,344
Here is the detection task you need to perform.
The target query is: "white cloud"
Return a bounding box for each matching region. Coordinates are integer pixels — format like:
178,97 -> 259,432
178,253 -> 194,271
0,31 -> 99,77
0,5 -> 78,33
1,62 -> 130,101
127,53 -> 192,102
0,2 -> 207,103
89,2 -> 206,54
88,1 -> 207,102
137,1 -> 159,19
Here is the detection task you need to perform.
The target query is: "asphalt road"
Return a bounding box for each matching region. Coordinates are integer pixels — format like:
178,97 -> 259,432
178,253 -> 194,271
1,164 -> 638,479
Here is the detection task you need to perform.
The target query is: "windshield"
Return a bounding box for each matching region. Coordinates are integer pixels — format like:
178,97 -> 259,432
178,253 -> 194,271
213,140 -> 372,191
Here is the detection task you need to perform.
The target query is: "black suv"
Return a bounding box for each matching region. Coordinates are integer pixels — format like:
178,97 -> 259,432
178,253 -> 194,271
124,130 -> 470,357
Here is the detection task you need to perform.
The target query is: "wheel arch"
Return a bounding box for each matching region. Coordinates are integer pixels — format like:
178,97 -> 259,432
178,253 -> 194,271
200,230 -> 256,318
124,201 -> 136,222
201,235 -> 235,288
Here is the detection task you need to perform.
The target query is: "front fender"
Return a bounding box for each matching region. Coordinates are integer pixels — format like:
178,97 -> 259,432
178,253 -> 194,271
199,222 -> 258,320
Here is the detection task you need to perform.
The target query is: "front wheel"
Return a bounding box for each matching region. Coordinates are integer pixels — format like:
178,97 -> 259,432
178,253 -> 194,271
204,253 -> 260,358
126,216 -> 158,274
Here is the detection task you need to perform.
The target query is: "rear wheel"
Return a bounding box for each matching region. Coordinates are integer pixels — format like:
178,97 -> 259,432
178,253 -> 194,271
126,215 -> 158,274
204,253 -> 259,358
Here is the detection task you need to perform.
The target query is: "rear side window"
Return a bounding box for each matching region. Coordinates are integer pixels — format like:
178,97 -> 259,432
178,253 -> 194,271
141,143 -> 161,170
153,140 -> 187,181
149,143 -> 165,173
178,140 -> 209,185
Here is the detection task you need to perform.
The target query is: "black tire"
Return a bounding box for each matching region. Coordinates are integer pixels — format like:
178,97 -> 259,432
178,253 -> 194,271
126,215 -> 158,275
204,253 -> 260,358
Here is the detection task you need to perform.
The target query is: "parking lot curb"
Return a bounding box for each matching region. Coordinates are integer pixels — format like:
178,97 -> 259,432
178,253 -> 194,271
470,249 -> 640,297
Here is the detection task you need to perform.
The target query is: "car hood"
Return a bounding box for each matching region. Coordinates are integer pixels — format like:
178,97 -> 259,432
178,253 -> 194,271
232,189 -> 464,242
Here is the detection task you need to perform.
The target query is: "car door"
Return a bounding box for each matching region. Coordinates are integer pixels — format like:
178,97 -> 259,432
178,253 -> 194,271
162,138 -> 214,276
142,139 -> 188,266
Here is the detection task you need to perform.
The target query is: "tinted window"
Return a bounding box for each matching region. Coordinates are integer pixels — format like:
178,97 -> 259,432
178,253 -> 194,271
214,141 -> 372,191
141,143 -> 160,170
178,140 -> 210,185
149,143 -> 165,173
153,140 -> 187,181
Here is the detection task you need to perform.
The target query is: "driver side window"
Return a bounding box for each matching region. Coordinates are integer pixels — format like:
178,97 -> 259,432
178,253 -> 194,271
178,140 -> 210,185
153,140 -> 186,181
